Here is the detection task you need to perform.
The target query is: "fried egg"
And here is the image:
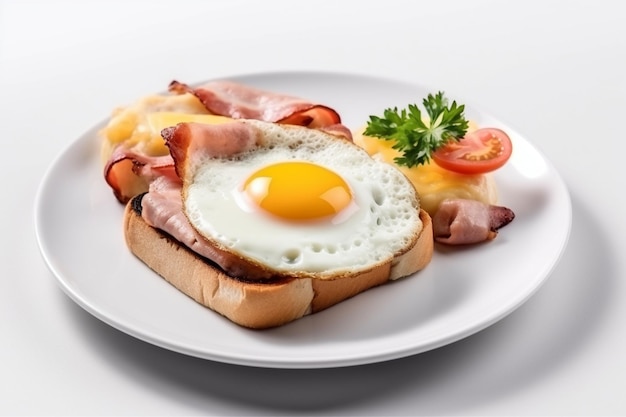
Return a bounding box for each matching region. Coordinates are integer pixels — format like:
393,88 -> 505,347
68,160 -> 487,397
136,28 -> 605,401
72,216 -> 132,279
183,121 -> 423,278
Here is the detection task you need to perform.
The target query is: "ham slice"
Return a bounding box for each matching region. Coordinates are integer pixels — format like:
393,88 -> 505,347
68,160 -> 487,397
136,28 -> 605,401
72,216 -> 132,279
104,145 -> 178,203
139,176 -> 275,279
169,80 -> 344,131
318,123 -> 353,141
432,199 -> 515,245
162,121 -> 262,181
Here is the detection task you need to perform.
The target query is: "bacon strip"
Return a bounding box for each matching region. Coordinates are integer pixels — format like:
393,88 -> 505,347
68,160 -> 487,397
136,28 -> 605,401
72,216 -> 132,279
169,80 -> 345,131
432,199 -> 515,245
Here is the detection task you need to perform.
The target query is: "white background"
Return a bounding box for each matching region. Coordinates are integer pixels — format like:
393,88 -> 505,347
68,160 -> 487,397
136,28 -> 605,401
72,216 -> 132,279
1,0 -> 625,415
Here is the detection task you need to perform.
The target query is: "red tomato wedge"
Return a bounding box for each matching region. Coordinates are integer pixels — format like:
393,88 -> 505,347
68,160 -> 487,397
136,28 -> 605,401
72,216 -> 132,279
432,128 -> 512,174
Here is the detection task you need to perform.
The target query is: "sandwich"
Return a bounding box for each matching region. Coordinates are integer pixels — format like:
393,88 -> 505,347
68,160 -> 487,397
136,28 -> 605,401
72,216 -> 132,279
122,119 -> 433,329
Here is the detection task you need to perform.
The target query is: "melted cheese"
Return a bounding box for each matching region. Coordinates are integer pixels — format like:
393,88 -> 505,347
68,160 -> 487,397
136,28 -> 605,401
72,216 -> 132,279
100,92 -> 226,162
353,126 -> 497,216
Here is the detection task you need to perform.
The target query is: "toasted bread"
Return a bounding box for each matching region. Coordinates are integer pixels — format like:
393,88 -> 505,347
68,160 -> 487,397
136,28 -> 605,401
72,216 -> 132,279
123,196 -> 433,329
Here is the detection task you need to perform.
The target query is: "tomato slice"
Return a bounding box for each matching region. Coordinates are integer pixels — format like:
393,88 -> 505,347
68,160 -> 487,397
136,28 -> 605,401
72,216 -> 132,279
432,128 -> 512,175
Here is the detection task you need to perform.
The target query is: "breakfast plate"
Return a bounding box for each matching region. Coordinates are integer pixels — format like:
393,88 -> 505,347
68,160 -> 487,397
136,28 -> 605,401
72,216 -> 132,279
34,71 -> 571,369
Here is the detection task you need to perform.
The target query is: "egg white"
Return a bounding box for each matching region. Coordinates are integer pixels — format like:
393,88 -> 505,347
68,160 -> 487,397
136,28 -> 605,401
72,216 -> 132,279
184,120 -> 422,276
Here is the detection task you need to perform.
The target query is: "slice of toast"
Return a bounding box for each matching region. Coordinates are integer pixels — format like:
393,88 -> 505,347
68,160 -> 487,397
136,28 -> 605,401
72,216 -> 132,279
123,197 -> 433,329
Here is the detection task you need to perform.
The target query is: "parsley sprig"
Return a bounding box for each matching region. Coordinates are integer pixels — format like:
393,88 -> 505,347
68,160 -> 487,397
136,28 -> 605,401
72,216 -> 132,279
363,92 -> 469,168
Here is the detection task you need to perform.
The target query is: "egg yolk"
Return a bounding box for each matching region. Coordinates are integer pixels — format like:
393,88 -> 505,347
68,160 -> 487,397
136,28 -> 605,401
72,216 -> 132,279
242,161 -> 353,221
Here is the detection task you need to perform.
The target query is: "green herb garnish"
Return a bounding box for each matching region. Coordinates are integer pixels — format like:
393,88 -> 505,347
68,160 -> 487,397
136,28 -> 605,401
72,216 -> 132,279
363,92 -> 469,168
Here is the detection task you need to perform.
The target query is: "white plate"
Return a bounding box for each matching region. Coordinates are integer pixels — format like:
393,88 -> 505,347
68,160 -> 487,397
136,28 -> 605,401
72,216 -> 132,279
34,71 -> 571,369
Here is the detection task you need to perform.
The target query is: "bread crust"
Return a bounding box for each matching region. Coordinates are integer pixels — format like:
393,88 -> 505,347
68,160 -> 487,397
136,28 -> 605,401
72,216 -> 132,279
123,199 -> 433,329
